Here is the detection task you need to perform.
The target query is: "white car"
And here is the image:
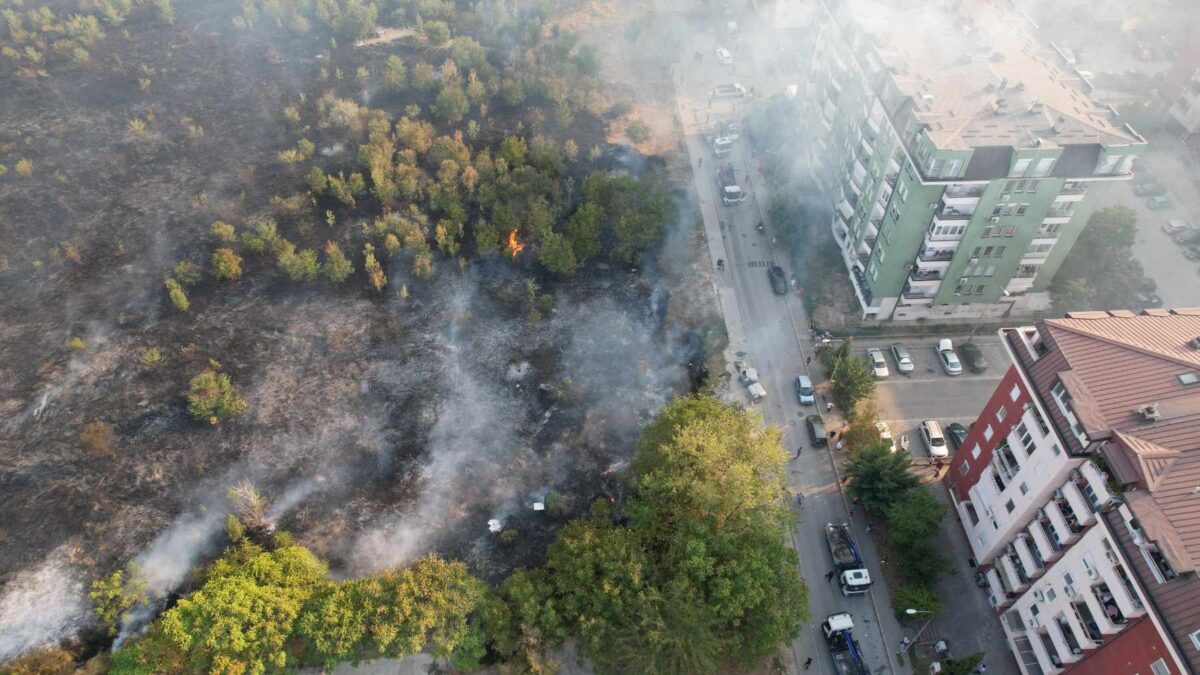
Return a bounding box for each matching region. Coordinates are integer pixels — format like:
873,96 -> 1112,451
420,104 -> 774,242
866,348 -> 889,378
875,421 -> 897,453
919,420 -> 949,458
716,47 -> 733,65
937,339 -> 962,376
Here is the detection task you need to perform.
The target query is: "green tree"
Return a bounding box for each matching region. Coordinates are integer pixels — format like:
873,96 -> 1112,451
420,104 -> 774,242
940,652 -> 986,675
538,230 -> 577,276
383,54 -> 406,90
1051,206 -> 1143,312
322,241 -> 354,283
278,248 -> 320,282
211,248 -> 243,281
499,136 -> 527,167
564,202 -> 602,263
364,243 -> 386,292
831,354 -> 876,419
888,488 -> 946,549
846,443 -> 919,513
431,84 -> 469,123
892,584 -> 944,620
89,564 -> 148,636
210,221 -> 236,243
186,368 -> 247,423
112,541 -> 328,675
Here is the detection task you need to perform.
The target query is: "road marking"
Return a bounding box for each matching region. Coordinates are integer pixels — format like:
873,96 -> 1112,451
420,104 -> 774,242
747,260 -> 776,267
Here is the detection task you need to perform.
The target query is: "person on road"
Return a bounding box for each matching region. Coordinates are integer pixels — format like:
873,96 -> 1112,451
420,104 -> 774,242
826,401 -> 834,412
974,664 -> 987,674
803,657 -> 813,669
825,570 -> 836,582
806,355 -> 812,365
794,447 -> 803,459
835,440 -> 843,451
897,637 -> 911,655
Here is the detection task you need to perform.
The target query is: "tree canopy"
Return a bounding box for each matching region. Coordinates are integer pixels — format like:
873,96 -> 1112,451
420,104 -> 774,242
846,442 -> 920,513
1051,206 -> 1152,313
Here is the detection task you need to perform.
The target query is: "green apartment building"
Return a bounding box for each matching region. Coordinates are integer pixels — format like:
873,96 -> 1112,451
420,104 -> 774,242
803,0 -> 1146,321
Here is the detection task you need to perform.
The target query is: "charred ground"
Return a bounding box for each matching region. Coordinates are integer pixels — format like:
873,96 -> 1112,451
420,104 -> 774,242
0,0 -> 719,659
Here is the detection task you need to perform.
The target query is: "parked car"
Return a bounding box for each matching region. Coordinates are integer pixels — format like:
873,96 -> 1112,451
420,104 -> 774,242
1133,182 -> 1167,197
715,47 -> 733,65
875,421 -> 897,453
919,420 -> 949,458
712,83 -> 747,98
946,422 -> 969,452
959,342 -> 988,373
795,375 -> 815,406
889,343 -> 914,373
1184,245 -> 1200,261
1163,219 -> 1193,235
937,339 -> 962,376
1134,292 -> 1164,309
1172,229 -> 1200,244
806,415 -> 828,446
768,265 -> 788,295
1147,195 -> 1172,211
713,136 -> 735,157
866,348 -> 889,378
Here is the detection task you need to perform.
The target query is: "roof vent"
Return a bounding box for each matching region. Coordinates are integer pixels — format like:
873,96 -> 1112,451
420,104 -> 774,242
1191,336 -> 1200,350
1136,404 -> 1161,422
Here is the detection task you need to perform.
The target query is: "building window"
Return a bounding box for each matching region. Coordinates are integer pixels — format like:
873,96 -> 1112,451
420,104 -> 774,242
972,246 -> 982,257
972,444 -> 981,459
997,406 -> 1007,422
1189,629 -> 1200,651
1010,384 -> 1021,402
984,425 -> 994,441
1020,482 -> 1029,495
1002,225 -> 1017,236
983,265 -> 996,277
1017,422 -> 1035,455
993,246 -> 1007,257
1005,499 -> 1015,513
897,181 -> 908,202
1027,179 -> 1041,192
1032,158 -> 1055,177
945,159 -> 962,177
1151,659 -> 1170,675
1051,443 -> 1062,456
1010,158 -> 1032,177
960,461 -> 970,476
926,158 -> 943,177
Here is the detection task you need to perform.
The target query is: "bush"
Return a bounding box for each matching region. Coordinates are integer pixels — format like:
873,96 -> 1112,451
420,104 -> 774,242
423,20 -> 451,44
186,368 -> 247,423
211,248 -> 243,281
322,241 -> 354,283
364,243 -> 386,292
625,120 -> 651,143
892,584 -> 944,620
67,337 -> 87,352
278,248 -> 320,282
140,347 -> 163,368
164,278 -> 189,312
210,221 -> 236,243
173,260 -> 201,286
15,158 -> 32,177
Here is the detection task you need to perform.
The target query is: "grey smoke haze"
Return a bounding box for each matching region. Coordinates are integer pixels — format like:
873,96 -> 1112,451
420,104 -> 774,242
0,546 -> 87,662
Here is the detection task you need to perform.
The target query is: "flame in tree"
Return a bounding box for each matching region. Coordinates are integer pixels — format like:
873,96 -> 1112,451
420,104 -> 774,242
507,229 -> 526,257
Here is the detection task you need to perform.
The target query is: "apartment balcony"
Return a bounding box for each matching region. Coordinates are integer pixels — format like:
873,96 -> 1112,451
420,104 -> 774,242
942,188 -> 983,212
1062,481 -> 1096,526
1059,181 -> 1088,195
1038,630 -> 1065,670
1052,489 -> 1085,535
1006,277 -> 1036,294
918,247 -> 955,262
1055,192 -> 1086,203
859,136 -> 875,160
936,206 -> 974,221
1091,583 -> 1127,627
1036,509 -> 1065,554
907,269 -> 943,292
1070,600 -> 1104,645
1074,463 -> 1116,512
1054,616 -> 1084,661
901,282 -> 935,306
916,257 -> 952,278
1006,548 -> 1031,587
946,183 -> 986,198
1043,214 -> 1072,225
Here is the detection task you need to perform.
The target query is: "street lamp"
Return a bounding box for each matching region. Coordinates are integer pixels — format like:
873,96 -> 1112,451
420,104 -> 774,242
901,608 -> 935,654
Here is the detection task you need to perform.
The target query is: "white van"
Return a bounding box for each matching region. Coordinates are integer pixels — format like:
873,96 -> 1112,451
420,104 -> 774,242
919,420 -> 949,458
713,136 -> 735,157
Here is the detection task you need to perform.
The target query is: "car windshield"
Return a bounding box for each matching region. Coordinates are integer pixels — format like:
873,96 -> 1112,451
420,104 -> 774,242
897,354 -> 911,364
946,352 -> 960,365
931,437 -> 946,447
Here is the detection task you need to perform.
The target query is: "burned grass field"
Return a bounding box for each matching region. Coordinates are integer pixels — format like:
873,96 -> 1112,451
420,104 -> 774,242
0,0 -> 718,661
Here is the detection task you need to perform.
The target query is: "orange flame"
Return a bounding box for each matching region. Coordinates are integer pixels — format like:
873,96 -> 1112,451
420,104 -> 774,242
507,229 -> 526,257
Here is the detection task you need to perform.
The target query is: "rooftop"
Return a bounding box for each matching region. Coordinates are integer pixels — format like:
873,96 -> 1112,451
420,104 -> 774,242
838,0 -> 1142,150
1025,310 -> 1200,574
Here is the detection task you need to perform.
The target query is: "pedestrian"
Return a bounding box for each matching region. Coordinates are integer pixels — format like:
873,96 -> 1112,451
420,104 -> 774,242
826,569 -> 836,582
698,156 -> 703,167
806,355 -> 812,365
828,430 -> 836,440
897,637 -> 911,655
795,447 -> 803,459
826,401 -> 834,412
835,440 -> 843,451
803,657 -> 814,669
975,664 -> 987,674
864,523 -> 872,533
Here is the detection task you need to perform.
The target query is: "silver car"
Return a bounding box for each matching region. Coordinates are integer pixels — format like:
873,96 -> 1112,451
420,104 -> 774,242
889,343 -> 914,374
866,348 -> 889,378
938,338 -> 963,376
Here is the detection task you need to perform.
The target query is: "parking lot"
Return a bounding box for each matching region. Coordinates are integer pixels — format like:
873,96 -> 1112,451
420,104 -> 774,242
850,336 -> 1009,461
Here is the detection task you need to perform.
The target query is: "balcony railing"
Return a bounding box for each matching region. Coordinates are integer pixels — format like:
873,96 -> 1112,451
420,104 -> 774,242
936,208 -> 972,221
945,184 -> 986,198
1054,489 -> 1085,534
1056,616 -> 1083,657
919,248 -> 955,262
1037,511 -> 1064,552
901,283 -> 935,300
1060,182 -> 1088,195
1092,583 -> 1126,625
1040,631 -> 1064,669
910,269 -> 943,282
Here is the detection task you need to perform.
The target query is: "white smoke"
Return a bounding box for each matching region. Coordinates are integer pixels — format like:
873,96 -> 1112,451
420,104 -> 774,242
0,546 -> 87,661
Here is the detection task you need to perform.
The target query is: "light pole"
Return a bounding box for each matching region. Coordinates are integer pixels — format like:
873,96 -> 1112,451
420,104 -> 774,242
901,608 -> 935,654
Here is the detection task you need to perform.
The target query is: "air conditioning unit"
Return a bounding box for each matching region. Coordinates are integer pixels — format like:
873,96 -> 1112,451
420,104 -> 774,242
1105,550 -> 1119,564
1000,194 -> 1010,202
1086,567 -> 1099,580
1033,590 -> 1046,601
1136,404 -> 1161,422
960,277 -> 970,284
991,216 -> 1000,223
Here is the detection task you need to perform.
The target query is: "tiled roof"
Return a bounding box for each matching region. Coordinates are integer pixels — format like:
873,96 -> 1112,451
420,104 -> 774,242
1035,311 -> 1200,572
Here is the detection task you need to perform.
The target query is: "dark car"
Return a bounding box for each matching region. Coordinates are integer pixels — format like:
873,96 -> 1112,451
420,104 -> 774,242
1184,245 -> 1200,261
806,414 -> 828,446
1133,182 -> 1167,197
768,265 -> 788,295
946,422 -> 969,453
959,342 -> 989,373
1147,195 -> 1172,211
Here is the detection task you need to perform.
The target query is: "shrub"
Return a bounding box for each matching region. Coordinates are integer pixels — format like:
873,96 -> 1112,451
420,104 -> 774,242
67,337 -> 87,351
625,120 -> 651,143
499,528 -> 518,545
80,421 -> 115,457
211,248 -> 243,281
173,260 -> 201,286
210,221 -> 236,243
89,564 -> 147,637
423,19 -> 450,43
892,584 -> 944,620
278,248 -> 320,282
164,279 -> 190,311
140,347 -> 163,368
186,368 -> 247,423
364,243 -> 386,292
322,241 -> 354,283
15,158 -> 33,177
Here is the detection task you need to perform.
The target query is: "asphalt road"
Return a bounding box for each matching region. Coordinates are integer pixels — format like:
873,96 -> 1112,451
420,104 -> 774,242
673,17 -> 907,675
